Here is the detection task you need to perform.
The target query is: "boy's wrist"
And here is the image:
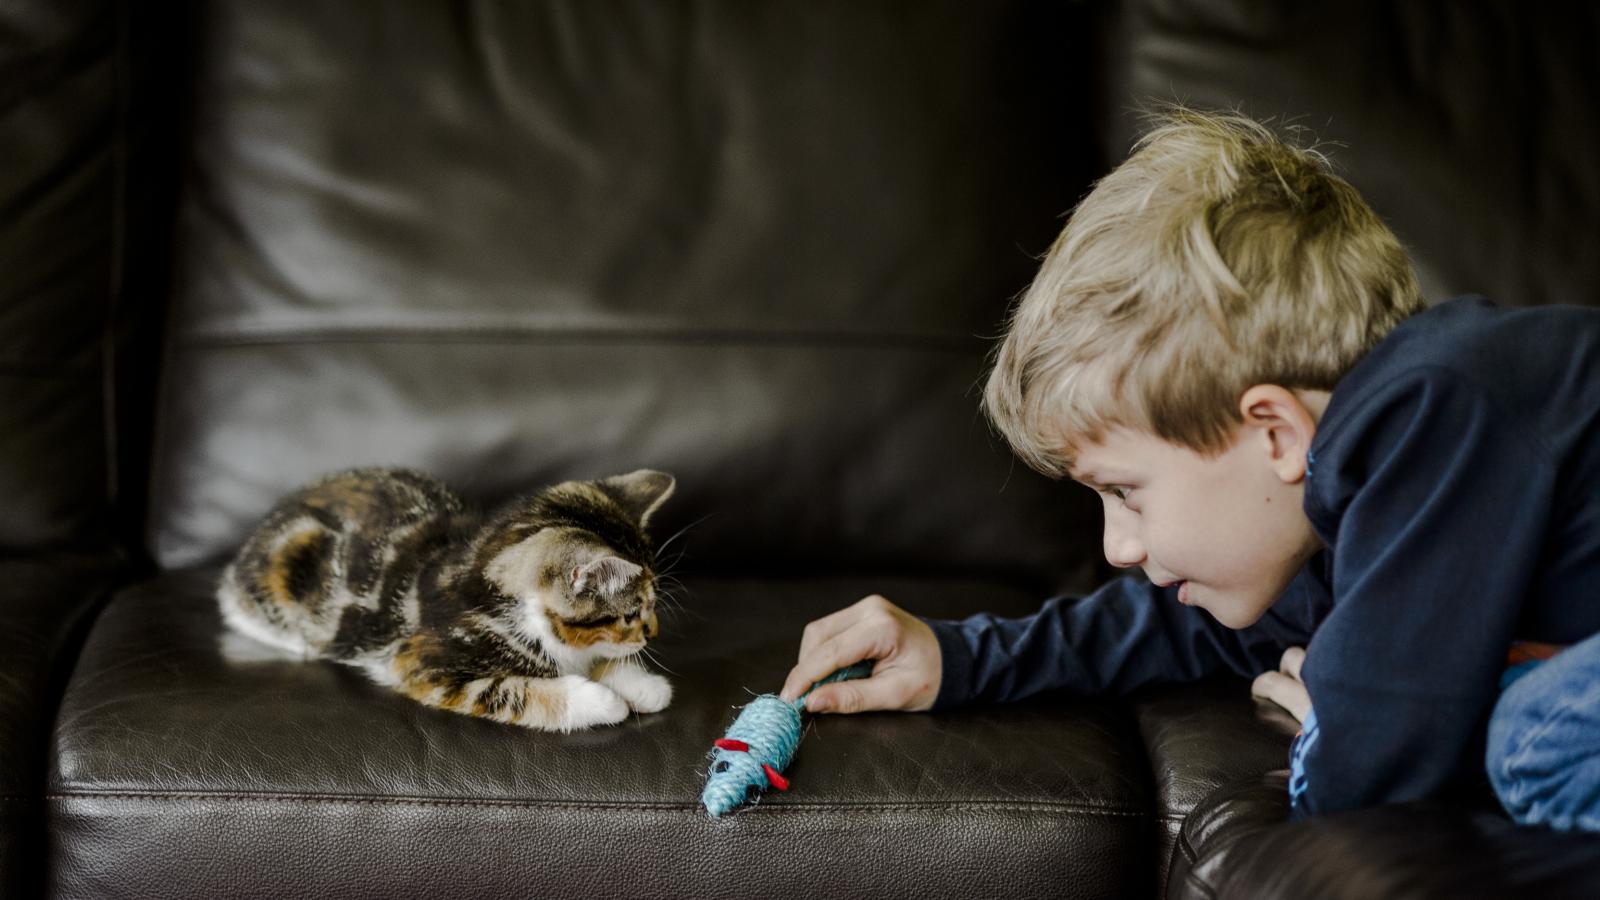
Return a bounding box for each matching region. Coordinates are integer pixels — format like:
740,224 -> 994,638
919,616 -> 975,711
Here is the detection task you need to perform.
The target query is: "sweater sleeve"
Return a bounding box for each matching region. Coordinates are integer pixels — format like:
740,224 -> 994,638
923,558 -> 1332,710
1290,368 -> 1555,819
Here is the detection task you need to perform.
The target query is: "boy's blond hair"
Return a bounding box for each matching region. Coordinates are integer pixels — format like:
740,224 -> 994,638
984,109 -> 1423,477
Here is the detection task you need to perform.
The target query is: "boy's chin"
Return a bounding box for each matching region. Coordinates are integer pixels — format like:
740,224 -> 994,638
1201,597 -> 1272,629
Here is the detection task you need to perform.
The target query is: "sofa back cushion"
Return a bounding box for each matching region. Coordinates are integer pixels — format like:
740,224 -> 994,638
0,1 -> 119,552
147,1 -> 1105,579
1097,1 -> 1600,312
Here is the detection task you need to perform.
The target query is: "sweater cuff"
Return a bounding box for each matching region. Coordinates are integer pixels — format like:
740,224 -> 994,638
921,616 -> 978,712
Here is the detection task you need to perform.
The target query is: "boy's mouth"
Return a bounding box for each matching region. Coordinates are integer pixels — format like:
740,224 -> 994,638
1158,579 -> 1192,605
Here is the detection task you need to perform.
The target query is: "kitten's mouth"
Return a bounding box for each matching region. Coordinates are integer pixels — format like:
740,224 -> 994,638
602,640 -> 647,659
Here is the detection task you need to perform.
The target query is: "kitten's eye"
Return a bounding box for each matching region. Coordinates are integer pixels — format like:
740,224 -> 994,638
570,613 -> 620,628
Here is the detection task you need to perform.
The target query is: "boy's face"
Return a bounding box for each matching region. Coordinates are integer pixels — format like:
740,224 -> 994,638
1068,415 -> 1324,629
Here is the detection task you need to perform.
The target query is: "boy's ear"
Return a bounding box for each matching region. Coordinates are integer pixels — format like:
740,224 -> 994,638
1238,385 -> 1321,484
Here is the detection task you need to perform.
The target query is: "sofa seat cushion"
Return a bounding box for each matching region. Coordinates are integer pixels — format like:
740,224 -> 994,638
51,569 -> 1152,899
1173,772 -> 1600,900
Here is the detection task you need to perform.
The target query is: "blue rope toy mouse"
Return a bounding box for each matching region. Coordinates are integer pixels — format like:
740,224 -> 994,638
700,661 -> 874,818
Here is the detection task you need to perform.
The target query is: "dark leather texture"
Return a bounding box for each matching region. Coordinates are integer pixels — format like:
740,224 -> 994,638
145,0 -> 1105,581
1174,773 -> 1600,900
51,569 -> 1148,899
6,0 -> 1600,897
0,0 -> 117,551
1099,0 -> 1600,313
0,0 -> 183,555
0,554 -> 121,898
1132,680 -> 1300,896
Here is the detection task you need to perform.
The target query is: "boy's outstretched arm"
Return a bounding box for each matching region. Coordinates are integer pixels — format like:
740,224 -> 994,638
784,563 -> 1332,715
778,595 -> 942,713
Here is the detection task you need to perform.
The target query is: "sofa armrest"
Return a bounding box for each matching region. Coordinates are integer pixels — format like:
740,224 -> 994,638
1171,770 -> 1600,900
1133,678 -> 1299,894
0,554 -> 122,897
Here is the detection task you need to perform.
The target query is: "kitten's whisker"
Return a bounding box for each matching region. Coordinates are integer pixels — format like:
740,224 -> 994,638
640,647 -> 681,677
656,548 -> 692,579
657,513 -> 716,556
655,588 -> 705,623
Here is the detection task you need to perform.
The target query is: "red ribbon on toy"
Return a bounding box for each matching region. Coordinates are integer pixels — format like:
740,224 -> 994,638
711,738 -> 790,790
762,764 -> 790,791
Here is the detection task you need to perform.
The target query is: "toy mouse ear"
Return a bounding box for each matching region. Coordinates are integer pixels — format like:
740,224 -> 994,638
599,470 -> 676,526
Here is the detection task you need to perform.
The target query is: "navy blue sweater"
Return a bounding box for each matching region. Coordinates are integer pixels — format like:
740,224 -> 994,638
926,296 -> 1600,818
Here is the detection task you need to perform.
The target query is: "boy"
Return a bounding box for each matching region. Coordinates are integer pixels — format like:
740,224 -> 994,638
780,110 -> 1600,829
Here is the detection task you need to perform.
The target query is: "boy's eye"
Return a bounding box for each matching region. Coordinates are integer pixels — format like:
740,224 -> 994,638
1104,486 -> 1130,501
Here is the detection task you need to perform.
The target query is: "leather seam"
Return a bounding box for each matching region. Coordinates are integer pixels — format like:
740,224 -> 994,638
1183,871 -> 1218,900
48,791 -> 1146,817
1178,828 -> 1200,864
103,0 -> 131,520
173,326 -> 985,351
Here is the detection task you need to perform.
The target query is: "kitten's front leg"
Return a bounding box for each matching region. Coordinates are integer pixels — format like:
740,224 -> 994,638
400,670 -> 629,732
593,658 -> 672,714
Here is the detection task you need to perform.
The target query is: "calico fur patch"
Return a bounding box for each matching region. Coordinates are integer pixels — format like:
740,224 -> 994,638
218,467 -> 676,731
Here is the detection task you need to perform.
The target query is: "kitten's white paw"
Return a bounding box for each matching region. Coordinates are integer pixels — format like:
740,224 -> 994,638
560,676 -> 629,730
596,662 -> 672,714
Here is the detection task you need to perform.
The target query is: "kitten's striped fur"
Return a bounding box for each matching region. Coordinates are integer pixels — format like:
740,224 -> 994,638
218,467 -> 675,731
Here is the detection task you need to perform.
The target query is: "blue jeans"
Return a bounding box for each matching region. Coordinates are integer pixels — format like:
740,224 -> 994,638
1486,629 -> 1600,832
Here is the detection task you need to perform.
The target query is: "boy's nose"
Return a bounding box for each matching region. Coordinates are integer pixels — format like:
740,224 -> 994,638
1103,523 -> 1146,569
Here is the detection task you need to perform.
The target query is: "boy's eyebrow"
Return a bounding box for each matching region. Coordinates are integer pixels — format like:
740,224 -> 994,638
1067,466 -> 1104,487
1069,466 -> 1134,489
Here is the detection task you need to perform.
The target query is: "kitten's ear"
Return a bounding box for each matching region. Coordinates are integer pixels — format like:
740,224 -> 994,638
573,556 -> 643,597
598,470 -> 676,527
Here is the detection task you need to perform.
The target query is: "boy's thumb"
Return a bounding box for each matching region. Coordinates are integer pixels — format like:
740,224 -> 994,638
806,680 -> 885,715
805,684 -> 854,714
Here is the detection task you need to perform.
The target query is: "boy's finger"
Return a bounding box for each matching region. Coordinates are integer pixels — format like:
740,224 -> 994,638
779,631 -> 876,701
805,672 -> 901,715
793,604 -> 866,663
1251,671 -> 1311,723
781,597 -> 901,701
795,595 -> 893,662
1280,646 -> 1307,681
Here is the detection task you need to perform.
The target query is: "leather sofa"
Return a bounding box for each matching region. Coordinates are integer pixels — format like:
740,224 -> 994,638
4,2 -> 1598,897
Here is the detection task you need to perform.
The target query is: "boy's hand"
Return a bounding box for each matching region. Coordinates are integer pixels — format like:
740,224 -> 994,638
1251,646 -> 1312,724
779,595 -> 941,714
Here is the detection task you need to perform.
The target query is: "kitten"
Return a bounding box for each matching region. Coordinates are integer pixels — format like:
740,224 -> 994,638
217,467 -> 676,732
